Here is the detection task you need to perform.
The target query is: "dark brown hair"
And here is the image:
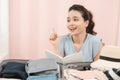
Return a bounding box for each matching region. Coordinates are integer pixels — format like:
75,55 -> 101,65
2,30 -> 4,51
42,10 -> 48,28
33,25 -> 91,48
69,4 -> 97,35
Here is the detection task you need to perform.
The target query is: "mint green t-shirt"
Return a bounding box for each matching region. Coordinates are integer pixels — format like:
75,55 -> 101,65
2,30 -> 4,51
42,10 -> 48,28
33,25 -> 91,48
59,33 -> 101,62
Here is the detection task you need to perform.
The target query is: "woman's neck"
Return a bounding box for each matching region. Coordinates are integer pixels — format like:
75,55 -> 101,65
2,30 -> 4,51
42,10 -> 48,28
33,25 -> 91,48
72,32 -> 87,44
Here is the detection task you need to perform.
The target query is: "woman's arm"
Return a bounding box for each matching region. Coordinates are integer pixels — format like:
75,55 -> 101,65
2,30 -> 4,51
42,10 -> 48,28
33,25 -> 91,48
49,33 -> 63,57
53,44 -> 64,57
94,41 -> 103,61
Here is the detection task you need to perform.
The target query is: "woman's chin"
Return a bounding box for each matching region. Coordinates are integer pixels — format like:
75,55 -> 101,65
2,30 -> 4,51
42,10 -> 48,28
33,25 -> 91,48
70,32 -> 75,35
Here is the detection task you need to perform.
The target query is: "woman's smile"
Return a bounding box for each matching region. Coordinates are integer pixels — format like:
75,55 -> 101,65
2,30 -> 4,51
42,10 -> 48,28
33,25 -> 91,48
69,27 -> 77,32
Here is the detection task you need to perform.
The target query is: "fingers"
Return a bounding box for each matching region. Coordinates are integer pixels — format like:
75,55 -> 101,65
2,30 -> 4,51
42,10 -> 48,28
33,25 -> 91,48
49,33 -> 58,41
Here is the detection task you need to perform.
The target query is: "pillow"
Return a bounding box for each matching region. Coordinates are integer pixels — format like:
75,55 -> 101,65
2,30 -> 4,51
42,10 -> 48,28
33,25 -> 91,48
91,45 -> 120,71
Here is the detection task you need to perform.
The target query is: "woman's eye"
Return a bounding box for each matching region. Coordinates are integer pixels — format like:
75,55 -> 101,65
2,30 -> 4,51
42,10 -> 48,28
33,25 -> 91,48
67,19 -> 70,22
74,18 -> 79,21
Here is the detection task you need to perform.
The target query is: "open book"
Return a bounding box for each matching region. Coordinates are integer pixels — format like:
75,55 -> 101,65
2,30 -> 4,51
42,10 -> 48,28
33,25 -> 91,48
45,50 -> 82,64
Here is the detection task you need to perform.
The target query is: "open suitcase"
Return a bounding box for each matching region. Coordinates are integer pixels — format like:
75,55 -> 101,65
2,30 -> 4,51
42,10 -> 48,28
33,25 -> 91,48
0,59 -> 91,80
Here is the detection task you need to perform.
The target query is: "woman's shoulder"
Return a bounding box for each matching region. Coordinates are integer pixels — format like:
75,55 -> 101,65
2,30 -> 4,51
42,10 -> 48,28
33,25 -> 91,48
87,34 -> 101,43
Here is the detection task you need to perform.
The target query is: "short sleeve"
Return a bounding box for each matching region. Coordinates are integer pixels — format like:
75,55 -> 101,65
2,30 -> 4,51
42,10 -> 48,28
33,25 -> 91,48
92,37 -> 101,58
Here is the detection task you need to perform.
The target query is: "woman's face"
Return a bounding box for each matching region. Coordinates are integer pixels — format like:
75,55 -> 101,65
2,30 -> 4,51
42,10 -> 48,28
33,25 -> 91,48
67,10 -> 89,35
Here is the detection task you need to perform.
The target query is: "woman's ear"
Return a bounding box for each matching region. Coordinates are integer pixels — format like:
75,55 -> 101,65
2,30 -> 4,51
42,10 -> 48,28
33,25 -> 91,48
85,20 -> 89,28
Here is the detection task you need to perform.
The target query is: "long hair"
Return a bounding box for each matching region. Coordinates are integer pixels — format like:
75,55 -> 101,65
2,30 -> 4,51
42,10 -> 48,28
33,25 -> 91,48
69,4 -> 97,35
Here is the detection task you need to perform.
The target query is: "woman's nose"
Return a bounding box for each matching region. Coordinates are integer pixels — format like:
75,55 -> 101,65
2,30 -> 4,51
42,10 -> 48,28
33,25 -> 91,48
68,21 -> 74,26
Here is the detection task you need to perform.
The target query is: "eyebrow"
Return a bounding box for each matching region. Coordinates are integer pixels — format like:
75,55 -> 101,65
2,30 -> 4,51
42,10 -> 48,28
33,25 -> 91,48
67,16 -> 79,19
67,17 -> 70,19
72,16 -> 79,18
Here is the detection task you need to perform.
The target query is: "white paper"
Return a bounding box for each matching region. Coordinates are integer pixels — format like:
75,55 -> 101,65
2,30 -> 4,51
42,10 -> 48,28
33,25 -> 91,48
45,50 -> 82,64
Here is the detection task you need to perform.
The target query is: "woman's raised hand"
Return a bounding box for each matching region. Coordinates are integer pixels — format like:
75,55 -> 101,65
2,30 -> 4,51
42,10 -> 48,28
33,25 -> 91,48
49,28 -> 59,48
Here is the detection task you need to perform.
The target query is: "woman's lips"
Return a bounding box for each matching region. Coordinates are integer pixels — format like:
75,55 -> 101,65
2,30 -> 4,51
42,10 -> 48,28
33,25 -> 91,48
69,27 -> 77,32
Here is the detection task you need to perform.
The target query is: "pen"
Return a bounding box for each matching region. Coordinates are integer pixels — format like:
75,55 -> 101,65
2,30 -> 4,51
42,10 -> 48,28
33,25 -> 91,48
52,27 -> 56,33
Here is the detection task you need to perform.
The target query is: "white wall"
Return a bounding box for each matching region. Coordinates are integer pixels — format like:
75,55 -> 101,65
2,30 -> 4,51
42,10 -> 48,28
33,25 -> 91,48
9,0 -> 120,59
0,0 -> 9,58
117,0 -> 120,46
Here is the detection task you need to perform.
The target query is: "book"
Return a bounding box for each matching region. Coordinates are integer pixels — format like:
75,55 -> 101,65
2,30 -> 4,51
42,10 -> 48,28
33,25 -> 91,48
45,50 -> 83,64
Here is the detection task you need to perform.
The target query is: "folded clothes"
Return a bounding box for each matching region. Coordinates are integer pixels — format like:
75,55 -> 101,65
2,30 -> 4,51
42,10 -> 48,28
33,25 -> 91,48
91,46 -> 120,71
27,74 -> 57,80
104,68 -> 120,80
64,69 -> 108,80
0,78 -> 21,80
64,68 -> 120,80
0,62 -> 28,80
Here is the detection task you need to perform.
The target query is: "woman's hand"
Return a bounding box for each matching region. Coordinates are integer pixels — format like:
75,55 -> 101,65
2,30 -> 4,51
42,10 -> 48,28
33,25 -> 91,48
49,32 -> 63,57
49,32 -> 59,48
49,32 -> 61,55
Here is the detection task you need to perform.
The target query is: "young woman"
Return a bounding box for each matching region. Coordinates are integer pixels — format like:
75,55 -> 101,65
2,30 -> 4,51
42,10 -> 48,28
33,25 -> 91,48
49,4 -> 102,62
